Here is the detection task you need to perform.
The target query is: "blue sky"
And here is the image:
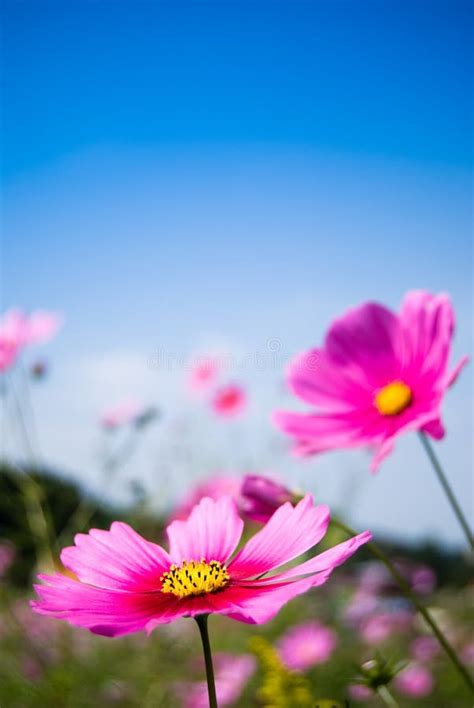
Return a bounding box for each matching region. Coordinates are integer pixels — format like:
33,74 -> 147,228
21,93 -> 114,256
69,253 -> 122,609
2,1 -> 472,544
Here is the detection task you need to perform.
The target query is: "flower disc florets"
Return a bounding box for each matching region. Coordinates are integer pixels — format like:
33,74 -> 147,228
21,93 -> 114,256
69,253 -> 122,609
160,559 -> 230,599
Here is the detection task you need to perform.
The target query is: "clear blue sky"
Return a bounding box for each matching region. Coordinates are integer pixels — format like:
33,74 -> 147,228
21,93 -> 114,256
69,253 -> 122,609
2,1 -> 472,544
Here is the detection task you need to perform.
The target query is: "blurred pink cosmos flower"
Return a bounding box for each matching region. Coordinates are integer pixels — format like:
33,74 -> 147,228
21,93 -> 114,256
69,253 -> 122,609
171,472 -> 298,525
211,384 -> 246,417
277,620 -> 337,671
0,338 -> 18,372
347,684 -> 374,702
180,653 -> 255,707
32,495 -> 370,635
359,609 -> 412,645
100,400 -> 145,430
410,565 -> 436,594
240,474 -> 297,523
461,642 -> 474,665
0,309 -> 62,373
274,291 -> 468,472
170,476 -> 242,522
410,635 -> 439,663
344,589 -> 379,625
188,357 -> 219,394
394,664 -> 434,697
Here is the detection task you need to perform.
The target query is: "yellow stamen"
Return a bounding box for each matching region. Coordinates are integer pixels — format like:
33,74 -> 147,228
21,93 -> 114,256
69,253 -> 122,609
374,380 -> 412,416
160,559 -> 229,599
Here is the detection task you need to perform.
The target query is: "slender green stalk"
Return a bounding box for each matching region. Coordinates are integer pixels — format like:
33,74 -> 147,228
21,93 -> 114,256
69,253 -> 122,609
332,518 -> 474,694
195,614 -> 218,708
418,432 -> 473,550
7,374 -> 55,568
376,685 -> 399,708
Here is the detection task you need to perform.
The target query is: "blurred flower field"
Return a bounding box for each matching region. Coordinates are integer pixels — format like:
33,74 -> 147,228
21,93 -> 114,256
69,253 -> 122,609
0,296 -> 473,707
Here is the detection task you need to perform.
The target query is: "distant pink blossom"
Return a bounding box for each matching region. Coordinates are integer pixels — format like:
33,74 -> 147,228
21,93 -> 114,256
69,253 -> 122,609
100,400 -> 144,430
188,357 -> 219,393
211,384 -> 246,417
170,476 -> 242,522
1,309 -> 62,347
461,642 -> 474,665
410,565 -> 436,594
180,653 -> 255,707
32,495 -> 371,635
410,635 -> 440,663
348,684 -> 374,702
0,338 -> 18,373
241,474 -> 296,523
278,620 -> 337,671
395,664 -> 434,697
23,311 -> 62,345
359,610 -> 412,645
274,291 -> 468,472
0,309 -> 62,373
344,589 -> 379,625
357,562 -> 389,593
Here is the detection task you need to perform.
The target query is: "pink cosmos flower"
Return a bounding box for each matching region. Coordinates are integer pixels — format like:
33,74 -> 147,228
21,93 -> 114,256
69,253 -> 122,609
348,684 -> 374,702
211,384 -> 246,418
274,291 -> 468,472
461,642 -> 474,665
241,474 -> 297,524
277,620 -> 337,671
170,476 -> 242,522
31,495 -> 371,636
0,309 -> 62,347
410,565 -> 436,594
359,610 -> 412,645
188,357 -> 219,394
0,337 -> 18,372
0,309 -> 62,373
410,635 -> 440,663
100,400 -> 145,430
394,664 -> 434,697
179,653 -> 255,707
344,589 -> 379,625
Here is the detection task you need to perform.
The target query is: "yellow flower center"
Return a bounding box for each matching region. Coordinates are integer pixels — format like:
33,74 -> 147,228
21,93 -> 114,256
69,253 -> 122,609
160,559 -> 230,599
374,380 -> 412,416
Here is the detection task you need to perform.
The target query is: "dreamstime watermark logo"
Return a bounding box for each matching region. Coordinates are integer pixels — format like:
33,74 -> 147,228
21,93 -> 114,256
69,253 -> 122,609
148,338 -> 320,374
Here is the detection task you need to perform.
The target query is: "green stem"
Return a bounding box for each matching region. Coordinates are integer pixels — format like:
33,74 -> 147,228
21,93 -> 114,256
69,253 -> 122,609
332,518 -> 474,694
418,432 -> 473,550
195,614 -> 218,708
7,373 -> 55,568
376,685 -> 399,707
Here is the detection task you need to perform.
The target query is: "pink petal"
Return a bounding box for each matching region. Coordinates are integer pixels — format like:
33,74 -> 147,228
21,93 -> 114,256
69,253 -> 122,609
286,348 -> 373,411
31,573 -> 173,637
0,309 -> 29,344
61,522 -> 171,591
274,408 -> 385,455
26,311 -> 62,345
228,495 -> 330,579
224,575 -> 320,624
251,531 -> 372,584
445,354 -> 469,387
399,291 -> 456,383
325,302 -> 403,386
166,496 -> 244,564
370,438 -> 396,474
